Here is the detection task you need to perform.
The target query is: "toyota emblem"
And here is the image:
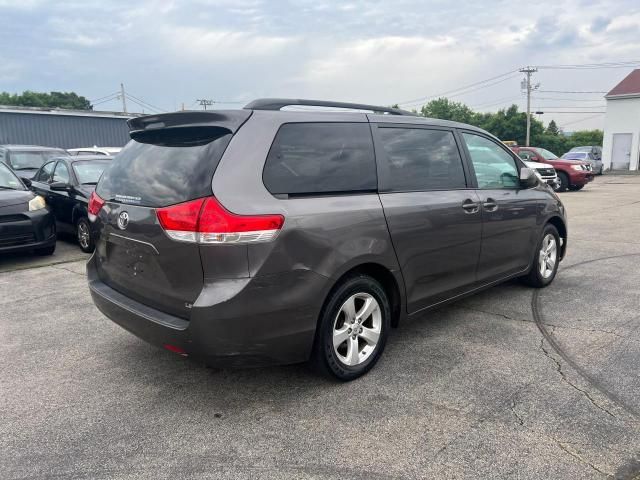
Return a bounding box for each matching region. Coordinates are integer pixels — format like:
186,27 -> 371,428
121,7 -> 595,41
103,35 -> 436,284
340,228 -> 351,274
117,211 -> 130,230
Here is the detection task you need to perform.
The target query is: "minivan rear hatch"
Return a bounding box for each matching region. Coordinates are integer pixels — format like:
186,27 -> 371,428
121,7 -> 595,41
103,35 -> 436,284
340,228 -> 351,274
93,110 -> 251,319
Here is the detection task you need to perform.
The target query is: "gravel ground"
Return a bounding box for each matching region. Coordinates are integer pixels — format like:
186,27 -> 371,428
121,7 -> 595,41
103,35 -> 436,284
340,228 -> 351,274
1,175 -> 639,479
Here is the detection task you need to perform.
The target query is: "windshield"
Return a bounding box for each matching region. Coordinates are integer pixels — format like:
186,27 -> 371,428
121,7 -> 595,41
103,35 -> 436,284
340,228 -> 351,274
73,160 -> 112,184
570,147 -> 590,152
536,148 -> 558,160
9,150 -> 66,170
563,152 -> 587,160
0,163 -> 25,190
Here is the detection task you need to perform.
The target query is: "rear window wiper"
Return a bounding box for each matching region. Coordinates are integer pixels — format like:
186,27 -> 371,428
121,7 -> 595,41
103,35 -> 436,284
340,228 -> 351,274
81,182 -> 98,185
0,185 -> 20,190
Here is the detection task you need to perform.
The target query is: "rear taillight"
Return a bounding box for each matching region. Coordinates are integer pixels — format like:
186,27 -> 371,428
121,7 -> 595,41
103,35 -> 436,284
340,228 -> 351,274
156,196 -> 284,244
88,191 -> 105,222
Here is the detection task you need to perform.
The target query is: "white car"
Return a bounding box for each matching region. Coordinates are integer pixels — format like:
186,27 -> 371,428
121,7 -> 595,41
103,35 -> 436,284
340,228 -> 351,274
523,159 -> 560,190
68,147 -> 121,157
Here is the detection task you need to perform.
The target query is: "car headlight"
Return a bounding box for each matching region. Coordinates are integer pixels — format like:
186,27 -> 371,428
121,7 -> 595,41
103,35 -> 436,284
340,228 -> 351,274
571,165 -> 583,171
28,195 -> 46,211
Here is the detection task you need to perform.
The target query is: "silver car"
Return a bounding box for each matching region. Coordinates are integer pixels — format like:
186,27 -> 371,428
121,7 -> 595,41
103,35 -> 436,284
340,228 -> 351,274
564,148 -> 603,174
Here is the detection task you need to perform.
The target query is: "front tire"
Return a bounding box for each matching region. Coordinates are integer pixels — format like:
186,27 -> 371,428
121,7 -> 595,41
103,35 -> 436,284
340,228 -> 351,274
76,217 -> 94,253
310,275 -> 391,381
568,184 -> 584,191
35,244 -> 56,256
521,224 -> 560,288
556,172 -> 569,192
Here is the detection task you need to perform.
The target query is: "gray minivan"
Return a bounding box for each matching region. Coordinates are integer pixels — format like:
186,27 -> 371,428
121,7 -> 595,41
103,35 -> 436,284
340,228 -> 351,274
87,99 -> 567,380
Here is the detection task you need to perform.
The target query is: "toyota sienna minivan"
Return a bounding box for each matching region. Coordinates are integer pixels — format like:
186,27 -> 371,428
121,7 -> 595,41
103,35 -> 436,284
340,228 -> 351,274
87,98 -> 567,380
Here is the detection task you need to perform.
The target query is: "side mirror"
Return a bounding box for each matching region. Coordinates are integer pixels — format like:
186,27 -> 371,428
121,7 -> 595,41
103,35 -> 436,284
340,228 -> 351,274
520,167 -> 539,188
20,177 -> 32,188
50,181 -> 72,192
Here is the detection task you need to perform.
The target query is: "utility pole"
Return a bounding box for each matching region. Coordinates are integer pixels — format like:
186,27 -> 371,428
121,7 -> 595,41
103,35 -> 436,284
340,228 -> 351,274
120,83 -> 127,113
196,99 -> 214,110
520,67 -> 538,146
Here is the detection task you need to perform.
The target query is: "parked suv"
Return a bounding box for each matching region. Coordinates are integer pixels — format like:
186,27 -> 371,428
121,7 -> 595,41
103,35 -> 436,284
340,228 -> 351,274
511,146 -> 593,192
87,99 -> 567,380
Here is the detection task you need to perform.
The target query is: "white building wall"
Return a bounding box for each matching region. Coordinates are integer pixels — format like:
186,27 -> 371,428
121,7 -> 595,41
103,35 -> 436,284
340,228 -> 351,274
602,97 -> 640,171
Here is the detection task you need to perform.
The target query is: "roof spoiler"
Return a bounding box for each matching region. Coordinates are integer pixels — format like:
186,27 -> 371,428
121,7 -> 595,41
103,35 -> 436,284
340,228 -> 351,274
244,98 -> 416,116
127,110 -> 251,146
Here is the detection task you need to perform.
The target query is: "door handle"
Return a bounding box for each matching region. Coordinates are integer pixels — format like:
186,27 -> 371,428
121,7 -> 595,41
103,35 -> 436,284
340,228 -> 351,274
462,199 -> 480,214
483,198 -> 498,212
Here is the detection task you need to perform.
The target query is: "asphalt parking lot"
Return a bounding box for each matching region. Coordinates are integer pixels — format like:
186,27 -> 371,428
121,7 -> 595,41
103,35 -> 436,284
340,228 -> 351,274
1,176 -> 639,480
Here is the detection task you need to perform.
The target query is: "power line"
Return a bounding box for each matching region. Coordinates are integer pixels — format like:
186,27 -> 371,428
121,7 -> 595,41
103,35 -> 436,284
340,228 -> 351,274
532,96 -> 604,102
533,105 -> 606,109
535,111 -> 605,114
397,69 -> 520,106
125,92 -> 167,113
538,90 -> 607,94
89,91 -> 120,103
558,113 -> 606,127
535,60 -> 640,70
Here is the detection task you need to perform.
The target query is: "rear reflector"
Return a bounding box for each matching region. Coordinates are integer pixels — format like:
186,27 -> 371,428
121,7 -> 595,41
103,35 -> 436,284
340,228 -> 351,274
156,196 -> 284,244
88,191 -> 105,222
163,344 -> 188,356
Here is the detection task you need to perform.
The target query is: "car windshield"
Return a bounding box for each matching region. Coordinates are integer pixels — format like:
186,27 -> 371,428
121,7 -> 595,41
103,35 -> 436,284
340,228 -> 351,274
9,150 -> 66,170
0,163 -> 25,190
570,147 -> 590,152
537,148 -> 558,160
563,152 -> 587,160
73,160 -> 112,184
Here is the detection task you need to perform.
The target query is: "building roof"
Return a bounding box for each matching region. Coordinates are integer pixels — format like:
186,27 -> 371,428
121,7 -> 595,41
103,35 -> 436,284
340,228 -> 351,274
0,105 -> 138,118
606,69 -> 640,99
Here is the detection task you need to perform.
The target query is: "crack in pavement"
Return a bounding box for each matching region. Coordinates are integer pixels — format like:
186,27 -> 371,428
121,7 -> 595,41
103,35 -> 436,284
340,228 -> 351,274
509,389 -> 611,478
50,264 -> 86,277
538,336 -> 616,418
456,306 -> 634,342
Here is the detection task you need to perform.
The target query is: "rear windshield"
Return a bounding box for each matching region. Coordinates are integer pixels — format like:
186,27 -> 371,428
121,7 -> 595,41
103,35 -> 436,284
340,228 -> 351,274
9,150 -> 66,170
73,160 -> 112,185
96,135 -> 231,207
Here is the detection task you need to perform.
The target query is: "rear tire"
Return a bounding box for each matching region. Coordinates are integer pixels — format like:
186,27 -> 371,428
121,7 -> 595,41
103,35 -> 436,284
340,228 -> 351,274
76,217 -> 94,253
521,224 -> 560,288
568,185 -> 584,191
556,172 -> 569,192
310,275 -> 390,381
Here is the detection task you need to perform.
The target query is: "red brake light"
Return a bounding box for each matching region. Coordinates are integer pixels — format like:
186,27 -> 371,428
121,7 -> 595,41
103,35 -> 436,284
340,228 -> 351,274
156,196 -> 284,244
88,191 -> 105,221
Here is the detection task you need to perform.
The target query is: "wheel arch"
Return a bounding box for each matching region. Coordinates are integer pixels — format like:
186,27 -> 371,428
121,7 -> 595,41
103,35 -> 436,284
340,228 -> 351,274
319,262 -> 405,331
546,215 -> 567,260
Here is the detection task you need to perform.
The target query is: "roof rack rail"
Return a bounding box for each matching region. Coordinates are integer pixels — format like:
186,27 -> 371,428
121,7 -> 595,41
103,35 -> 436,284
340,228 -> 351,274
243,98 -> 416,116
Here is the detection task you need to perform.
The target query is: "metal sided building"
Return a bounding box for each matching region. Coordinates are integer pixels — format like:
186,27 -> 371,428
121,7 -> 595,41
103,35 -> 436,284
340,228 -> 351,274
0,106 -> 136,149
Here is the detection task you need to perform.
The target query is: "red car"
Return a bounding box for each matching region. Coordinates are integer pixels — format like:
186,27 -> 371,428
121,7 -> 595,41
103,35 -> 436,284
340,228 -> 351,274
511,146 -> 594,192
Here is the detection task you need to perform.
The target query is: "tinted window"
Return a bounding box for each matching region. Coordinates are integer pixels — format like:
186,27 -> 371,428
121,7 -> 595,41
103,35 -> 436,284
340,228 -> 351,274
7,150 -> 67,170
96,135 -> 232,207
377,127 -> 466,191
73,160 -> 111,184
53,162 -> 70,183
263,123 -> 376,195
462,133 -> 519,189
0,162 -> 25,190
37,161 -> 56,183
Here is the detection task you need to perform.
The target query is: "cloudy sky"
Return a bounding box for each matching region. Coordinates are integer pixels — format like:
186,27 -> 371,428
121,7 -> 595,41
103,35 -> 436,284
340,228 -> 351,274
1,0 -> 639,130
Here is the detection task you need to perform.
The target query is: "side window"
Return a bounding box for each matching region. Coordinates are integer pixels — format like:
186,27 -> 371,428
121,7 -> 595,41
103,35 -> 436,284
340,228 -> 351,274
263,123 -> 376,195
52,162 -> 70,184
462,133 -> 520,189
37,161 -> 56,183
518,150 -> 533,161
377,127 -> 466,191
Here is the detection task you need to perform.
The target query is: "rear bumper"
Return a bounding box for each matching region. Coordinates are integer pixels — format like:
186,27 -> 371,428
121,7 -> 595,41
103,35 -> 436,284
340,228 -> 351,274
87,255 -> 328,367
0,208 -> 56,254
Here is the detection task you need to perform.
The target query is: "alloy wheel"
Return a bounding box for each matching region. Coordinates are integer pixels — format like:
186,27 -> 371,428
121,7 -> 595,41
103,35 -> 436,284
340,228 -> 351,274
332,293 -> 382,366
539,234 -> 557,279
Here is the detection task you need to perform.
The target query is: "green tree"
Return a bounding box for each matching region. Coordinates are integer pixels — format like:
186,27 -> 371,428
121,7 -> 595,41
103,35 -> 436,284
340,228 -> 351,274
420,98 -> 475,124
546,120 -> 560,136
0,91 -> 92,110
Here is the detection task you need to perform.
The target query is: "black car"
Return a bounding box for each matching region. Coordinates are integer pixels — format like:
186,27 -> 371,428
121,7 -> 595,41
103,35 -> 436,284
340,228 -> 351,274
0,145 -> 69,180
31,155 -> 112,252
0,162 -> 56,255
